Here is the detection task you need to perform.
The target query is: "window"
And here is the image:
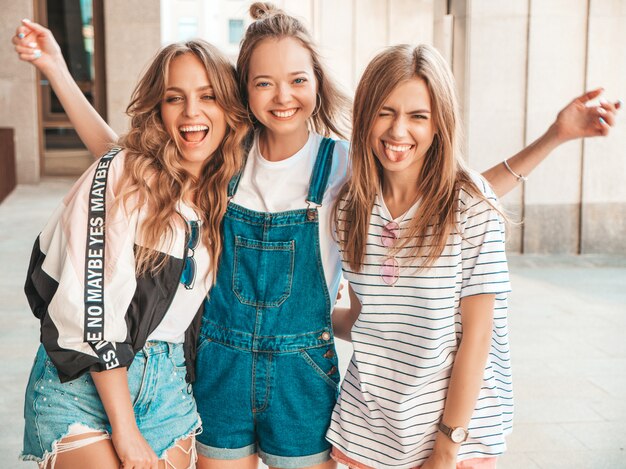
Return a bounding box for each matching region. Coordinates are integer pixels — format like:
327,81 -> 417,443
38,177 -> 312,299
178,17 -> 198,41
228,19 -> 244,44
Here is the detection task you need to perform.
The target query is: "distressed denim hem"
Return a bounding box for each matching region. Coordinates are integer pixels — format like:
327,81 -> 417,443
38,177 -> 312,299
157,420 -> 202,459
20,423 -> 110,464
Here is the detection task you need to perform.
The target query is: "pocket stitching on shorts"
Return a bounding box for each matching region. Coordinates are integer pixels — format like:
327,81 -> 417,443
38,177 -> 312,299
299,350 -> 339,389
196,335 -> 213,354
169,350 -> 187,372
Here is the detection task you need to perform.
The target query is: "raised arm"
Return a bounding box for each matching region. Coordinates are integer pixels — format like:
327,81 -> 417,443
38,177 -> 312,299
12,19 -> 118,157
482,89 -> 621,198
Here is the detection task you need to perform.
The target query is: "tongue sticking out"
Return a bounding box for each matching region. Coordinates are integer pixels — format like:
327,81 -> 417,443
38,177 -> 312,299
386,148 -> 409,163
181,129 -> 208,143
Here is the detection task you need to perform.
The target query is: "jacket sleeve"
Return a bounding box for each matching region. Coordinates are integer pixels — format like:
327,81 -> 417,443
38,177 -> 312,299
183,302 -> 204,383
24,148 -> 137,382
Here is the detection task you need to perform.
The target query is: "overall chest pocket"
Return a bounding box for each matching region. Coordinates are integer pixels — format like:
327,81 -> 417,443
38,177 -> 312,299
233,235 -> 295,308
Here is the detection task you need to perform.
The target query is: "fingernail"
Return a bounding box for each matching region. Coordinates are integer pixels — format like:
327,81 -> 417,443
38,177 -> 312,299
599,117 -> 606,125
18,32 -> 25,39
28,42 -> 37,48
23,18 -> 31,23
33,50 -> 42,59
617,99 -> 623,107
599,98 -> 609,105
598,107 -> 607,114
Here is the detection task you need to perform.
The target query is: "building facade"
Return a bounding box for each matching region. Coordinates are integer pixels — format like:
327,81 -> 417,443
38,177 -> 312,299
1,0 -> 624,254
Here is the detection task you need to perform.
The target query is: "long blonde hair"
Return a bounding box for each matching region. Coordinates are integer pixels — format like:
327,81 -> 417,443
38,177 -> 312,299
117,40 -> 250,278
236,2 -> 350,139
336,44 -> 491,270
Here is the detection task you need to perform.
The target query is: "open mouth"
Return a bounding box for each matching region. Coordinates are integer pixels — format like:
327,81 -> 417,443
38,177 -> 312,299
383,141 -> 414,152
382,140 -> 415,162
271,108 -> 298,119
179,124 -> 209,143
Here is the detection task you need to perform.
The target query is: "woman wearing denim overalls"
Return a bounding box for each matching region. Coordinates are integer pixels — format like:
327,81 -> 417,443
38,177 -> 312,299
13,3 -> 620,468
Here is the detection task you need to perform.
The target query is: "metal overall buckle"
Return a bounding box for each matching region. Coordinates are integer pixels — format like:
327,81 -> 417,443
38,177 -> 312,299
306,200 -> 321,221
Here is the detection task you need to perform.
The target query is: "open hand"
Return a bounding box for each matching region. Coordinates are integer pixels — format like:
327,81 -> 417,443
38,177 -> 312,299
553,88 -> 621,143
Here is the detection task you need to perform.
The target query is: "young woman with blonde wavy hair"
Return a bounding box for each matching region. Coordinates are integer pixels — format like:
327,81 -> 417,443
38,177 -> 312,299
16,29 -> 249,469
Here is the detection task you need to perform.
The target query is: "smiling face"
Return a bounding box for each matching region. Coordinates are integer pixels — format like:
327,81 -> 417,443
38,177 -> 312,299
160,53 -> 228,176
246,37 -> 317,140
369,77 -> 436,181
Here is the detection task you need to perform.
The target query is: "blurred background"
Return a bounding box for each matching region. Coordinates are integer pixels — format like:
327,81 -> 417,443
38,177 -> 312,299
1,0 -> 625,254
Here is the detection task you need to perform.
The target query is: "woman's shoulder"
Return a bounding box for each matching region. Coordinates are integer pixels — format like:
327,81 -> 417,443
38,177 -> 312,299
458,171 -> 497,204
329,139 -> 350,191
456,170 -> 501,222
60,147 -> 125,204
331,138 -> 349,151
328,137 -> 349,162
310,132 -> 349,156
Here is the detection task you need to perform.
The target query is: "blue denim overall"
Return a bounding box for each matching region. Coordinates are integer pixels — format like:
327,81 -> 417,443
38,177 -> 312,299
194,138 -> 340,467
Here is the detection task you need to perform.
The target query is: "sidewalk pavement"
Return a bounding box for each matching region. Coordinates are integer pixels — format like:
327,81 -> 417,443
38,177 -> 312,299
1,179 -> 625,468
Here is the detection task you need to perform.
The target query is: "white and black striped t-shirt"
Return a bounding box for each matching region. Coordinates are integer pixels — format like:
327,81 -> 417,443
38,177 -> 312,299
327,175 -> 512,469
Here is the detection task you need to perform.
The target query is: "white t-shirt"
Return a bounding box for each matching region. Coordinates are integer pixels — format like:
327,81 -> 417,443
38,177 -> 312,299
231,131 -> 350,300
147,202 -> 212,343
327,175 -> 512,468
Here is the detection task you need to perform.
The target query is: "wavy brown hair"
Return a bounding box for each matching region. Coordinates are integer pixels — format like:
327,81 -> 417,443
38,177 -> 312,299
336,44 -> 496,270
236,2 -> 351,139
117,40 -> 250,279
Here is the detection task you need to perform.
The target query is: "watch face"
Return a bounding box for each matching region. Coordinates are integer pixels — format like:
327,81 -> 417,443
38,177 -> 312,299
451,427 -> 467,443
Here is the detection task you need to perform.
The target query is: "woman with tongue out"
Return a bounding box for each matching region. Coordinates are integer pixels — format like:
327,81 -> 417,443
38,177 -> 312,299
328,43 -> 510,469
14,32 -> 250,469
13,3 -> 619,469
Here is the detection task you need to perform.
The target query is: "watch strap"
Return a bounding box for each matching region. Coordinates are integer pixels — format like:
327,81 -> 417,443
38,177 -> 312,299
438,421 -> 468,443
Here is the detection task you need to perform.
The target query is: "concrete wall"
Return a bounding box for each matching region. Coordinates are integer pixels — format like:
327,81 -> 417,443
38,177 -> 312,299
524,0 -> 587,254
449,0 -> 625,254
104,0 -> 161,137
581,1 -> 626,254
277,0 -> 434,94
450,0 -> 529,251
0,0 -> 39,184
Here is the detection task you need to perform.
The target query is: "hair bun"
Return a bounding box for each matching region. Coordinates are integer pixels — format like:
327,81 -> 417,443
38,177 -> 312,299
249,2 -> 278,20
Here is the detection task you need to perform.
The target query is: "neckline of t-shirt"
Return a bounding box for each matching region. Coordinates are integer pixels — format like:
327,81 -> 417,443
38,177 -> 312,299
376,191 -> 420,224
253,131 -> 316,169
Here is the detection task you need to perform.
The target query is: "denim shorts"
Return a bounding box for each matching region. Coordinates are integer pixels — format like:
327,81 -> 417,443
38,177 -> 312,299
194,333 -> 340,468
21,341 -> 201,463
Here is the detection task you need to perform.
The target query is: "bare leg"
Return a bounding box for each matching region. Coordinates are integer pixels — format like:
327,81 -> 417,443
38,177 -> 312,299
44,432 -> 119,469
197,454 -> 258,469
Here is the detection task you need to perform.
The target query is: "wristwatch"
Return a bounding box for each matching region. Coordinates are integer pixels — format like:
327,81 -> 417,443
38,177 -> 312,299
438,421 -> 469,443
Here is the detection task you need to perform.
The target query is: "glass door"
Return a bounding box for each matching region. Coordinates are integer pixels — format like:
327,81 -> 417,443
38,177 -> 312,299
37,0 -> 106,175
